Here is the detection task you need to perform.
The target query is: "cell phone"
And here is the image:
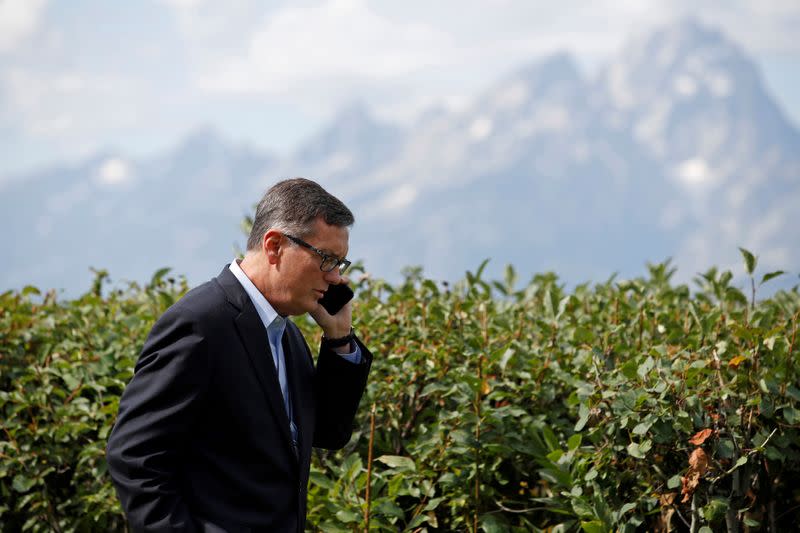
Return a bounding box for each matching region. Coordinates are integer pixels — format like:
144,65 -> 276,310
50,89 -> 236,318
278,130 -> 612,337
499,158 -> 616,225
318,283 -> 354,315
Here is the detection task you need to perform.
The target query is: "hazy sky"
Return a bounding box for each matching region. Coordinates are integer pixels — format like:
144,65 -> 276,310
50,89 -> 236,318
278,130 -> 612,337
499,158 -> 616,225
1,0 -> 798,178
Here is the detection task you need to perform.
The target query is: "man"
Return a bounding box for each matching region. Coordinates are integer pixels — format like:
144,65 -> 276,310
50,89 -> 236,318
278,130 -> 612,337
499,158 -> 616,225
107,178 -> 373,532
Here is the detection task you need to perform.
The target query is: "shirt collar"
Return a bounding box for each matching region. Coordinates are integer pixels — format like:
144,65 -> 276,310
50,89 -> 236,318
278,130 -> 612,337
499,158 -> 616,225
228,258 -> 284,334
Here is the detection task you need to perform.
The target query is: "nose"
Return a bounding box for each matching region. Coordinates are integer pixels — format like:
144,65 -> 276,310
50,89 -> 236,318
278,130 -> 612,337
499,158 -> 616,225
323,268 -> 342,285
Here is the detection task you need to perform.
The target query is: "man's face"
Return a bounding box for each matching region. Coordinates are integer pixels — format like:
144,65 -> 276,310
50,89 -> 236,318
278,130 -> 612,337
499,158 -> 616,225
276,218 -> 349,316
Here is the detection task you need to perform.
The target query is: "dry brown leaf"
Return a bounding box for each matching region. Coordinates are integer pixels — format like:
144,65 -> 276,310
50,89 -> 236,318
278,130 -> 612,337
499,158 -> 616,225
688,447 -> 710,472
659,492 -> 677,506
689,428 -> 714,446
658,507 -> 676,533
681,447 -> 710,503
680,474 -> 700,503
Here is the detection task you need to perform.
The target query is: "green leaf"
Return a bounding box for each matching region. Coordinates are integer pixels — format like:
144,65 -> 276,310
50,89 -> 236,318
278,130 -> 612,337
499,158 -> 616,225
618,502 -> 636,516
498,348 -> 515,372
568,433 -> 582,451
726,456 -> 748,474
627,440 -> 651,459
149,267 -> 172,286
581,520 -> 607,533
738,247 -> 757,275
309,471 -> 334,490
12,474 -> 36,493
787,385 -> 800,402
542,425 -> 559,451
620,360 -> 638,380
480,513 -> 510,533
424,497 -> 446,511
667,475 -> 681,489
572,499 -> 595,518
716,439 -> 735,459
701,497 -> 729,523
503,264 -> 517,292
574,327 -> 595,344
637,356 -> 654,379
335,509 -> 361,523
575,403 -> 590,432
376,455 -> 416,471
760,270 -> 784,285
546,450 -> 564,463
406,514 -> 428,528
783,406 -> 799,425
21,285 -> 41,297
557,295 -> 571,320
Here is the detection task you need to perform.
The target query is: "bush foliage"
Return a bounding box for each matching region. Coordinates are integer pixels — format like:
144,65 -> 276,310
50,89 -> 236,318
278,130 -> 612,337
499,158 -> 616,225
1,258 -> 799,532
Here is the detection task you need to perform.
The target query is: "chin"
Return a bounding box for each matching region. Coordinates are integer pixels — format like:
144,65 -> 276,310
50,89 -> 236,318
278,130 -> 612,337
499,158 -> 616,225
296,298 -> 319,316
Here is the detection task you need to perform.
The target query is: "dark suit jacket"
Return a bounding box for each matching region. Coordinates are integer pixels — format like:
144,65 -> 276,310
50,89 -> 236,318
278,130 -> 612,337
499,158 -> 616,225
106,266 -> 372,532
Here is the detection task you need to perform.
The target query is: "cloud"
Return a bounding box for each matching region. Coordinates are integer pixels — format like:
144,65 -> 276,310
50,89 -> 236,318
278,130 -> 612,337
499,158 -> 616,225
161,0 -> 204,9
1,68 -> 135,138
364,183 -> 418,217
2,0 -> 799,177
196,0 -> 455,94
0,0 -> 47,53
184,0 -> 800,119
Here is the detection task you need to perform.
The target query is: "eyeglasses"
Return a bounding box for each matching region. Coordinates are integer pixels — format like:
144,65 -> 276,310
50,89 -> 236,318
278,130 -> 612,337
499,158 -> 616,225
284,234 -> 352,274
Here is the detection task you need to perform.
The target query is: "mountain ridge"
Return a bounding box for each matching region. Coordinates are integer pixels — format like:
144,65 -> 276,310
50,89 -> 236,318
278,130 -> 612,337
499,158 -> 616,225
2,18 -> 798,295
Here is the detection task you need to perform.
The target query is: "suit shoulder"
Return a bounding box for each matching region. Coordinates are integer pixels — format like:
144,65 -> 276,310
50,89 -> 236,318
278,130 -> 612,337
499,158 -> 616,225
158,277 -> 231,326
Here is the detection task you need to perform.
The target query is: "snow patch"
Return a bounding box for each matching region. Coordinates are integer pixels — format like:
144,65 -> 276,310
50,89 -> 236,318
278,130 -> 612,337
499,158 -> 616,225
707,73 -> 731,97
95,157 -> 132,186
494,82 -> 528,110
469,117 -> 493,141
635,101 -> 672,155
674,157 -> 719,188
606,63 -> 635,109
674,75 -> 697,97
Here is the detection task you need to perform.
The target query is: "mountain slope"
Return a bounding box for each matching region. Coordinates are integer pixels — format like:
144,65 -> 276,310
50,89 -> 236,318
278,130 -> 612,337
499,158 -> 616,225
1,129 -> 274,292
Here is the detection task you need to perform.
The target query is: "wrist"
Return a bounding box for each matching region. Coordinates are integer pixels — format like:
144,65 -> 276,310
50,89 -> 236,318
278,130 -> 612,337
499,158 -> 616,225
322,327 -> 355,348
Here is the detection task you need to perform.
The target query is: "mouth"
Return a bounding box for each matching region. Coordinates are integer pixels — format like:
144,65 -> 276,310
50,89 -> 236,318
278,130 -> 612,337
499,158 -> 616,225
314,289 -> 326,297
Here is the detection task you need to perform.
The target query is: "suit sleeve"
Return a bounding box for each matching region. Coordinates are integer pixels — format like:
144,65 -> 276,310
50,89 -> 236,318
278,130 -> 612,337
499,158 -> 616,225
106,307 -> 210,532
312,336 -> 372,449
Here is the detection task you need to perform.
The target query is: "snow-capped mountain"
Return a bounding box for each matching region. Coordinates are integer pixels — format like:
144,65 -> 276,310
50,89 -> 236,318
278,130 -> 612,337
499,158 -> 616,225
2,18 -> 797,295
594,18 -> 800,277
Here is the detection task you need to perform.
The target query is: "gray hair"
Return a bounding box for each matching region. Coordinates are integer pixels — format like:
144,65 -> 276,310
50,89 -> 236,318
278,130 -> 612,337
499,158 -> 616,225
246,177 -> 354,251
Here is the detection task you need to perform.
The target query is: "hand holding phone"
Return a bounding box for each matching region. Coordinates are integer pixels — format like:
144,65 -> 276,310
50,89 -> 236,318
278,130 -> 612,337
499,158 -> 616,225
318,283 -> 354,315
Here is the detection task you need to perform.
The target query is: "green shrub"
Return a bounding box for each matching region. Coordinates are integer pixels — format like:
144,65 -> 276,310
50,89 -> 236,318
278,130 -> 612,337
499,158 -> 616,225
1,260 -> 798,532
0,270 -> 187,532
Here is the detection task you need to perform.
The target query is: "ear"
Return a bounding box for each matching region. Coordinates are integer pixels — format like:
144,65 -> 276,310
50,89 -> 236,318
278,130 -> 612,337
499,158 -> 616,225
263,230 -> 283,265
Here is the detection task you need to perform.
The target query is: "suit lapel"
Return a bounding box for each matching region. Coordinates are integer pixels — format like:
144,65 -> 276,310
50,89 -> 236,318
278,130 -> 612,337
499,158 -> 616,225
283,324 -> 313,452
216,267 -> 295,452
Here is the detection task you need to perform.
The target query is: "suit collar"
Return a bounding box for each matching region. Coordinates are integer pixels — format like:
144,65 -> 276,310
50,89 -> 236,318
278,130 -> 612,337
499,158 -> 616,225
215,265 -> 251,312
227,259 -> 282,331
